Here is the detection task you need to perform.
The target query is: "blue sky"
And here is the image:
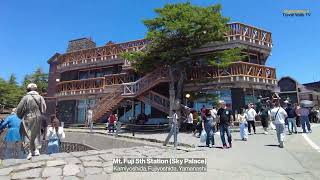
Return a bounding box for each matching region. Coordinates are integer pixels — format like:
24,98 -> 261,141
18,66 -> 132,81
0,0 -> 319,84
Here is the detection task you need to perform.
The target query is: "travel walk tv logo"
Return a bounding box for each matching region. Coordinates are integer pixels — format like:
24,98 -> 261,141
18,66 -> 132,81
283,9 -> 311,17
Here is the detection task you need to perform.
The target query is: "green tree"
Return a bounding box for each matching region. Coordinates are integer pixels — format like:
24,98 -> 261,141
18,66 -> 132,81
0,76 -> 24,108
122,2 -> 244,117
8,74 -> 18,86
22,67 -> 48,94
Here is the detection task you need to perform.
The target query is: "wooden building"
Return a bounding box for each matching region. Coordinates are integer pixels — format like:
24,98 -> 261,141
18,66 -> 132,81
46,22 -> 277,124
277,77 -> 320,106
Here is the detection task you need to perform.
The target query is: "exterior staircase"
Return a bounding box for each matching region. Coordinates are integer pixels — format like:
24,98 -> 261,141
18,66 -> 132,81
137,90 -> 170,114
92,68 -> 169,122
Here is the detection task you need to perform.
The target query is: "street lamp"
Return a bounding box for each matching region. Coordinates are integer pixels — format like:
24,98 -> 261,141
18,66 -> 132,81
56,79 -> 60,82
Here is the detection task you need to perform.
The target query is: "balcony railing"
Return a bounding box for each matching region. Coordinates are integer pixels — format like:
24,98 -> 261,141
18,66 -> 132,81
56,77 -> 105,96
104,73 -> 136,86
56,23 -> 272,70
226,22 -> 272,47
57,39 -> 149,70
189,61 -> 276,82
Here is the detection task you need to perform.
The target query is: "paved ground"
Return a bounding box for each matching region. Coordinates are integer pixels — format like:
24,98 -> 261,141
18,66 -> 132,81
1,124 -> 320,179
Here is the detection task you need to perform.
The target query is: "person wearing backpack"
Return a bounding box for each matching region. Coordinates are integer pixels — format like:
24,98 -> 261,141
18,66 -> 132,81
285,103 -> 297,134
270,101 -> 288,148
16,83 -> 46,160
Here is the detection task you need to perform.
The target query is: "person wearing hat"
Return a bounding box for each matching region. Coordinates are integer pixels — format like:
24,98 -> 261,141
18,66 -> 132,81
0,108 -> 22,158
16,83 -> 46,160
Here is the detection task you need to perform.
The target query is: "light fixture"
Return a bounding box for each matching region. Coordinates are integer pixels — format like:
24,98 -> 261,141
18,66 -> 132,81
185,94 -> 191,98
56,79 -> 60,82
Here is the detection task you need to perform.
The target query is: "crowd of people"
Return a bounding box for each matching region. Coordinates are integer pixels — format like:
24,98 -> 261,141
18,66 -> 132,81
183,98 -> 317,149
0,83 -> 65,160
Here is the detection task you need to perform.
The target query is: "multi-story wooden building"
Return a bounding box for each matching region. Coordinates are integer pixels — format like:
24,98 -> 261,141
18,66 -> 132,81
46,22 -> 277,124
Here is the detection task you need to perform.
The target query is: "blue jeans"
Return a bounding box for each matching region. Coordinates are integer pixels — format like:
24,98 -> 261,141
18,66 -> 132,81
205,125 -> 215,146
301,116 -> 311,133
164,124 -> 179,147
287,118 -> 297,133
47,139 -> 60,154
220,125 -> 232,146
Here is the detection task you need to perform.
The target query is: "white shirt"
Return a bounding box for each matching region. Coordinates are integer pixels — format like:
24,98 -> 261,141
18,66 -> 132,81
47,127 -> 65,140
246,108 -> 257,121
237,114 -> 247,123
187,113 -> 193,124
87,110 -> 93,123
172,113 -> 178,125
210,109 -> 217,119
270,107 -> 287,124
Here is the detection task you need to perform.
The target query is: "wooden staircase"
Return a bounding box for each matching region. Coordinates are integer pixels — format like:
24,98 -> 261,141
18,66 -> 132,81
93,68 -> 169,122
137,90 -> 170,114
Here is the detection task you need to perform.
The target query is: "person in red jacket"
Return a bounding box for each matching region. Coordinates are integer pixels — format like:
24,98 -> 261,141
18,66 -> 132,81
108,113 -> 116,133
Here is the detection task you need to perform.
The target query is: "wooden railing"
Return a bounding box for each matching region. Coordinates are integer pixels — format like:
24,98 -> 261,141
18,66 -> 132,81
122,68 -> 169,96
104,73 -> 136,86
138,91 -> 170,113
56,23 -> 272,70
57,39 -> 148,70
189,61 -> 276,81
93,68 -> 170,122
56,77 -> 105,96
226,22 -> 272,47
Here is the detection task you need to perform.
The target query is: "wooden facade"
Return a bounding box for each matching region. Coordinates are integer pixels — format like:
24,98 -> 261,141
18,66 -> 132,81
47,22 -> 276,123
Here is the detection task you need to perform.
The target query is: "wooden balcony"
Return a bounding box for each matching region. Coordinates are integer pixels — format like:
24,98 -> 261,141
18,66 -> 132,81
226,22 -> 272,48
55,23 -> 272,71
57,39 -> 148,70
188,61 -> 277,85
56,77 -> 105,96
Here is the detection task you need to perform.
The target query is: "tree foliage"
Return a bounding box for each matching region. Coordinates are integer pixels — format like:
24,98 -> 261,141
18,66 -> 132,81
0,67 -> 48,109
122,2 -> 244,73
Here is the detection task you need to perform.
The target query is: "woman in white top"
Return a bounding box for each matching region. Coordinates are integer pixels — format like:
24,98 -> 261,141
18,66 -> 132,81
237,108 -> 248,141
47,118 -> 65,154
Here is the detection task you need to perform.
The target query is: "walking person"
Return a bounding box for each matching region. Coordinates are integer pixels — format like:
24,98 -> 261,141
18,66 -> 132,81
260,105 -> 270,135
0,108 -> 22,159
295,104 -> 301,127
285,103 -> 297,134
186,112 -> 194,133
300,106 -> 312,133
210,106 -> 218,133
202,109 -> 215,148
246,103 -> 257,135
195,111 -> 203,137
16,83 -> 46,160
163,110 -> 179,148
217,101 -> 234,149
270,101 -> 288,148
46,118 -> 65,154
237,108 -> 248,141
87,107 -> 93,133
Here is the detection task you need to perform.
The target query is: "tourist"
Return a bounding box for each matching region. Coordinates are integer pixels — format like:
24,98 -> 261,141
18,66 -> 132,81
108,113 -> 116,133
16,83 -> 46,160
195,111 -> 203,137
192,111 -> 198,136
237,108 -> 248,141
285,103 -> 297,134
87,107 -> 93,133
300,106 -> 311,133
210,106 -> 218,132
47,118 -> 65,154
295,103 -> 301,127
217,101 -> 234,149
202,109 -> 215,148
40,115 -> 48,140
246,103 -> 257,135
0,108 -> 22,158
163,110 -> 179,148
270,101 -> 287,148
201,105 -> 206,119
260,105 -> 270,135
186,112 -> 194,133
